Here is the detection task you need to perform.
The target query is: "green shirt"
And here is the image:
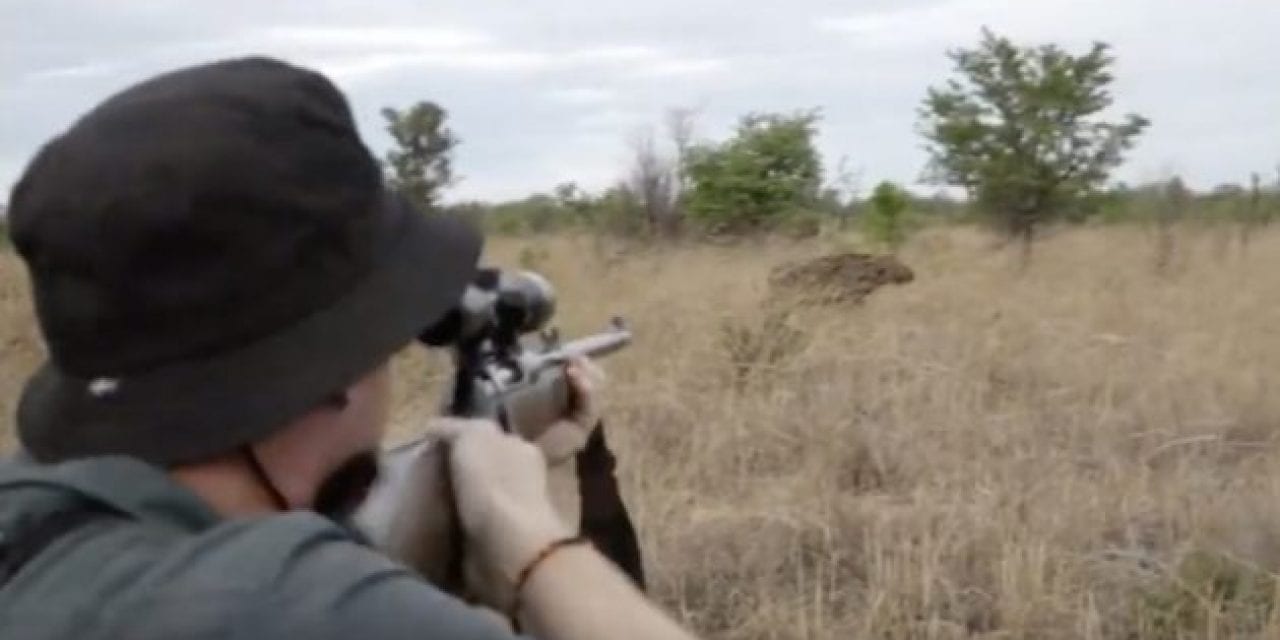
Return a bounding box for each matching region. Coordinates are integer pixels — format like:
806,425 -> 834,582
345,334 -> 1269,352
0,453 -> 520,639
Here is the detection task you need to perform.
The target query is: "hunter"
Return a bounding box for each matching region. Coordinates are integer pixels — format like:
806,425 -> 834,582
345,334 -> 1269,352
0,57 -> 699,640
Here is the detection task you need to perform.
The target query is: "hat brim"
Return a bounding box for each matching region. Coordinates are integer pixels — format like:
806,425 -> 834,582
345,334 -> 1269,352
17,195 -> 482,465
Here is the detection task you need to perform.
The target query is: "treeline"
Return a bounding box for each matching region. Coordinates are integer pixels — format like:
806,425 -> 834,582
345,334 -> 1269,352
444,178 -> 956,239
377,27 -> 1277,257
442,171 -> 1280,239
1094,176 -> 1280,226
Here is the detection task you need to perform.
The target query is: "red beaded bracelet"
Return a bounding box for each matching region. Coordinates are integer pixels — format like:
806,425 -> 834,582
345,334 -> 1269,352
508,535 -> 590,629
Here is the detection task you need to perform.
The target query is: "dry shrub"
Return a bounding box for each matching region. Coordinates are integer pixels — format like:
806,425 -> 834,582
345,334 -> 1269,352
4,225 -> 1280,638
718,307 -> 808,390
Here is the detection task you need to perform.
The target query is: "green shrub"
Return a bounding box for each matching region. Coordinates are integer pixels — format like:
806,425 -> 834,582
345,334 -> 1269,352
1139,549 -> 1278,636
684,110 -> 823,232
862,181 -> 911,251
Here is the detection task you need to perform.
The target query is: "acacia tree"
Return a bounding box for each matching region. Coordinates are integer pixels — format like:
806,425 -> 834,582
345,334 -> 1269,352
918,28 -> 1149,255
382,101 -> 459,210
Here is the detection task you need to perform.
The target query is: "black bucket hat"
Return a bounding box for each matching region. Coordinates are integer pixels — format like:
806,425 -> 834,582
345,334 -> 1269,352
7,57 -> 481,465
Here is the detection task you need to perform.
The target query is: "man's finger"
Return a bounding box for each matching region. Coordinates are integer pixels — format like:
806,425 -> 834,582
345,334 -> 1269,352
565,357 -> 606,425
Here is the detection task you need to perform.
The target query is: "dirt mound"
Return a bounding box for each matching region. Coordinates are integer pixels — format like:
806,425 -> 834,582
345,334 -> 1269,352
768,252 -> 914,305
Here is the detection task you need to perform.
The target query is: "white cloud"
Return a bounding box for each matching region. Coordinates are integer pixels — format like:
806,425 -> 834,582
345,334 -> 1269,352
22,62 -> 119,82
638,58 -> 728,77
293,41 -> 727,84
815,0 -> 1128,47
817,0 -> 1280,55
317,50 -> 555,83
576,108 -> 647,131
545,87 -> 616,106
259,26 -> 492,50
563,45 -> 663,63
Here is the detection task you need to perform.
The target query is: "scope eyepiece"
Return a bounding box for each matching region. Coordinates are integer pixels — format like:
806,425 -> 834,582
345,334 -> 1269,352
496,270 -> 555,335
419,268 -> 557,347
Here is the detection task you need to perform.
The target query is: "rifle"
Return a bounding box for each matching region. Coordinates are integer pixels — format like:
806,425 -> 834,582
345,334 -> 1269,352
352,268 -> 644,596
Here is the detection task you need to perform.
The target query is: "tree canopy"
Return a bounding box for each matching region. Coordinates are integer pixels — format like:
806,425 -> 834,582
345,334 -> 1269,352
683,110 -> 823,232
382,101 -> 459,210
919,28 -> 1150,244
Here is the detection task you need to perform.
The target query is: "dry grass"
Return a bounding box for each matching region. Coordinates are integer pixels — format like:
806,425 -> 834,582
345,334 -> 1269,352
4,223 -> 1280,638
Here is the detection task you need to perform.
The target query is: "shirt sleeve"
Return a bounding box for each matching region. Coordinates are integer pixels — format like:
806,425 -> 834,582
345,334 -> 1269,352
257,518 -> 528,640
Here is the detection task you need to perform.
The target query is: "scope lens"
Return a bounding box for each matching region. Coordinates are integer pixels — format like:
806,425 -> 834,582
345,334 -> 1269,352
496,271 -> 555,333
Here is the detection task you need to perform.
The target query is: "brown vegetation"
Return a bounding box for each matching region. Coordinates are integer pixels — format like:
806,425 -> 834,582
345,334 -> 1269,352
4,224 -> 1280,638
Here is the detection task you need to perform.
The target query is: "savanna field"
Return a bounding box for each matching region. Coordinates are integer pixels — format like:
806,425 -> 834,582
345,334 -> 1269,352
3,223 -> 1280,638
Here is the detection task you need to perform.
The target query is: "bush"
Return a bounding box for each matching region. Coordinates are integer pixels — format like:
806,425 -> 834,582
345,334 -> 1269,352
776,208 -> 826,239
684,110 -> 823,233
1139,549 -> 1277,636
862,181 -> 911,250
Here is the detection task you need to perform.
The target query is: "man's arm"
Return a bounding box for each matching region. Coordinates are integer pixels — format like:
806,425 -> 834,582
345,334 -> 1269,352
441,419 -> 700,640
516,540 -> 695,640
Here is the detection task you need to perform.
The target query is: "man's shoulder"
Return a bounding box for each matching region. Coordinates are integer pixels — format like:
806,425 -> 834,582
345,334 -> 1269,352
172,511 -> 375,580
175,514 -> 518,638
6,511 -> 383,607
121,511 -> 419,602
5,512 -> 517,638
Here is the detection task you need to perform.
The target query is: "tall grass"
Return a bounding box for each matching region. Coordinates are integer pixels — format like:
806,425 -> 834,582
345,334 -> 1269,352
4,223 -> 1280,638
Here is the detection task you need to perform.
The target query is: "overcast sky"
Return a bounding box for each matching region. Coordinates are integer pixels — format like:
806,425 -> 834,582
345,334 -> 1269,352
2,0 -> 1277,203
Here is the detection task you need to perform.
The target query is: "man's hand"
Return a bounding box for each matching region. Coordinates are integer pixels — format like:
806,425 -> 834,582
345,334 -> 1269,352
435,418 -> 569,609
433,357 -> 605,609
431,361 -> 701,640
532,357 -> 605,465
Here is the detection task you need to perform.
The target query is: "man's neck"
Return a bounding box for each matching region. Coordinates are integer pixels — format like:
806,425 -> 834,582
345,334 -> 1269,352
169,454 -> 283,518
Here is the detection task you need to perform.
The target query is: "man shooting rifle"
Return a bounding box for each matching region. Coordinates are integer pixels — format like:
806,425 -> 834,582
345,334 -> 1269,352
0,57 -> 699,640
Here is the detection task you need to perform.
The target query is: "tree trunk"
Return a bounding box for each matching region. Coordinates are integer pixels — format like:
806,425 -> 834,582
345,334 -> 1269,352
1018,223 -> 1034,271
